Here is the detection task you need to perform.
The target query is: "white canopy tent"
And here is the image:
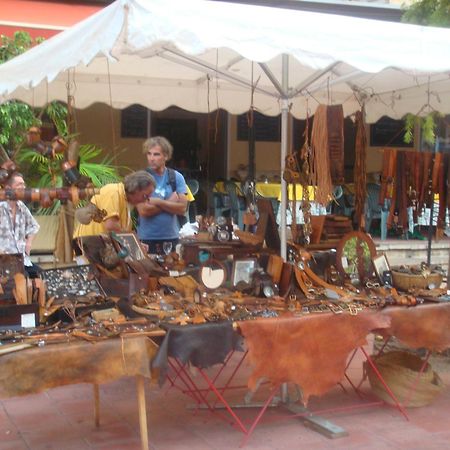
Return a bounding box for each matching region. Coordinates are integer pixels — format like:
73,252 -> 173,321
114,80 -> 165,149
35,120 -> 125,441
2,0 -> 450,257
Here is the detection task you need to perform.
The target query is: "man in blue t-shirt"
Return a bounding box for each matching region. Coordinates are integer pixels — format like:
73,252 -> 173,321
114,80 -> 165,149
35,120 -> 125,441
136,136 -> 188,254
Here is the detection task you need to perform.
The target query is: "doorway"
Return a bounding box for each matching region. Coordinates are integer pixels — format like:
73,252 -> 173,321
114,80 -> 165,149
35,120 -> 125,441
154,118 -> 199,177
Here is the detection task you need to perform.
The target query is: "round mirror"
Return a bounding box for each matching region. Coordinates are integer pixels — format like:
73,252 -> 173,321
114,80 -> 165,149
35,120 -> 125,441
200,259 -> 227,290
335,231 -> 376,282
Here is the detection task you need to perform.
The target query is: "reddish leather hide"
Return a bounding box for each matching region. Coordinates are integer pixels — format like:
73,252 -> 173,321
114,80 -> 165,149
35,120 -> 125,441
238,312 -> 390,405
381,303 -> 450,352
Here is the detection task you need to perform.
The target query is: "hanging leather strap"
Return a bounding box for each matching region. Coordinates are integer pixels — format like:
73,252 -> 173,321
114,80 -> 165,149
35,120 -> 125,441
395,151 -> 408,231
419,152 -> 433,209
379,148 -> 397,204
327,105 -> 345,185
353,109 -> 367,230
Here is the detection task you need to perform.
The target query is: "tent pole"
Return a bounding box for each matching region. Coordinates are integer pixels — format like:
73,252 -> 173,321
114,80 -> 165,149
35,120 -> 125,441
280,54 -> 289,261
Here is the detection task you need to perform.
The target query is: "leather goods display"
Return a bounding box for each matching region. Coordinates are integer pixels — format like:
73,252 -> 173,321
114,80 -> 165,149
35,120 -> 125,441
379,148 -> 450,236
238,311 -> 390,405
310,105 -> 333,205
0,186 -> 99,207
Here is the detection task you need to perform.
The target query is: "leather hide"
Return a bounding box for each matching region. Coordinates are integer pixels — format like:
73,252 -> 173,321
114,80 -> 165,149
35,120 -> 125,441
152,321 -> 243,385
381,303 -> 450,352
0,336 -> 157,398
238,312 -> 390,405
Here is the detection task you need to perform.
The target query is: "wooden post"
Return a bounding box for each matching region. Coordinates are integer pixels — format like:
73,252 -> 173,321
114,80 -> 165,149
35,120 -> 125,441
93,384 -> 100,427
136,375 -> 149,450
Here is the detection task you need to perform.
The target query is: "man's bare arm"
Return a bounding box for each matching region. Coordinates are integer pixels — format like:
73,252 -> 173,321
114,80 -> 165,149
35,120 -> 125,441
103,217 -> 122,232
140,194 -> 187,216
136,201 -> 162,217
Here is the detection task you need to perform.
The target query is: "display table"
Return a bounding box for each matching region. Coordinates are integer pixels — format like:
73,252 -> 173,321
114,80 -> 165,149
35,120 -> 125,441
152,311 -> 395,443
152,303 -> 450,444
0,336 -> 158,450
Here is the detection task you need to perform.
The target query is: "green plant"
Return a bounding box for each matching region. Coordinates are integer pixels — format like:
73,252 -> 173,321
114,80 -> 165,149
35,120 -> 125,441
43,102 -> 68,137
0,101 -> 37,152
403,112 -> 442,146
1,31 -> 127,212
0,32 -> 44,155
402,0 -> 450,145
16,144 -> 123,214
402,0 -> 450,27
0,31 -> 43,63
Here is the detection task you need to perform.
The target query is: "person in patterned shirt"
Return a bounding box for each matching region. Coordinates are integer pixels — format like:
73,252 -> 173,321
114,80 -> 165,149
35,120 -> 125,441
0,173 -> 40,277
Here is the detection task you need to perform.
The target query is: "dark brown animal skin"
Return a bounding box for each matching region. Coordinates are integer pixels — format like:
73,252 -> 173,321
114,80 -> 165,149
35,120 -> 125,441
238,311 -> 390,405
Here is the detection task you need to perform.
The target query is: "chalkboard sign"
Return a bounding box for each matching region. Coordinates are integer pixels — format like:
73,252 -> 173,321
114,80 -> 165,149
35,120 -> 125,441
370,116 -> 413,148
237,111 -> 280,142
121,104 -> 148,138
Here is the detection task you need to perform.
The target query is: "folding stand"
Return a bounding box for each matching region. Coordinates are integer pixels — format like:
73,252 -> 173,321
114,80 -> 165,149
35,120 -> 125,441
165,350 -> 248,410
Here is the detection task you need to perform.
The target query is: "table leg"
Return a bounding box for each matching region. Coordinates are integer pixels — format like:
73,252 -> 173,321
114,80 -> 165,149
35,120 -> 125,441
136,375 -> 149,450
93,384 -> 100,427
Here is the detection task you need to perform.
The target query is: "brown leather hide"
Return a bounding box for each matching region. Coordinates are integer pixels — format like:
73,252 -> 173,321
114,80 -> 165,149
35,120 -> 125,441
381,303 -> 450,352
0,336 -> 157,398
238,312 -> 390,405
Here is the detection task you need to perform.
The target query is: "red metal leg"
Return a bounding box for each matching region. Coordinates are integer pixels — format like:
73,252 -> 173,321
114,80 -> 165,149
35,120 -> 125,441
239,385 -> 281,447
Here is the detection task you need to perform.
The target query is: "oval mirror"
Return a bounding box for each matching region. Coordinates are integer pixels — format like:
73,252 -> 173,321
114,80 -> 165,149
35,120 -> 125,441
335,231 -> 376,282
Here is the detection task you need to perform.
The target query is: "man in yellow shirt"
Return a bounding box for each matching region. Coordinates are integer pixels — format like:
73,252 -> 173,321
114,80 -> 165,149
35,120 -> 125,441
74,170 -> 155,238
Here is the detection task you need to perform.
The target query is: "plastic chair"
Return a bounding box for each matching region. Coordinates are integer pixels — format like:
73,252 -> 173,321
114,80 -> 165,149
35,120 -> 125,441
224,180 -> 246,229
254,184 -> 279,218
203,181 -> 229,219
331,185 -> 354,218
365,183 -> 384,236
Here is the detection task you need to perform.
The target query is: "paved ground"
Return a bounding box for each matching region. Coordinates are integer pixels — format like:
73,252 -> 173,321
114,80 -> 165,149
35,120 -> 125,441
1,340 -> 450,450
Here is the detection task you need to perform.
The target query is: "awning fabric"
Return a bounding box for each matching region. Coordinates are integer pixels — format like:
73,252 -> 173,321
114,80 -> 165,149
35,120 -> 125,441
1,0 -> 450,122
